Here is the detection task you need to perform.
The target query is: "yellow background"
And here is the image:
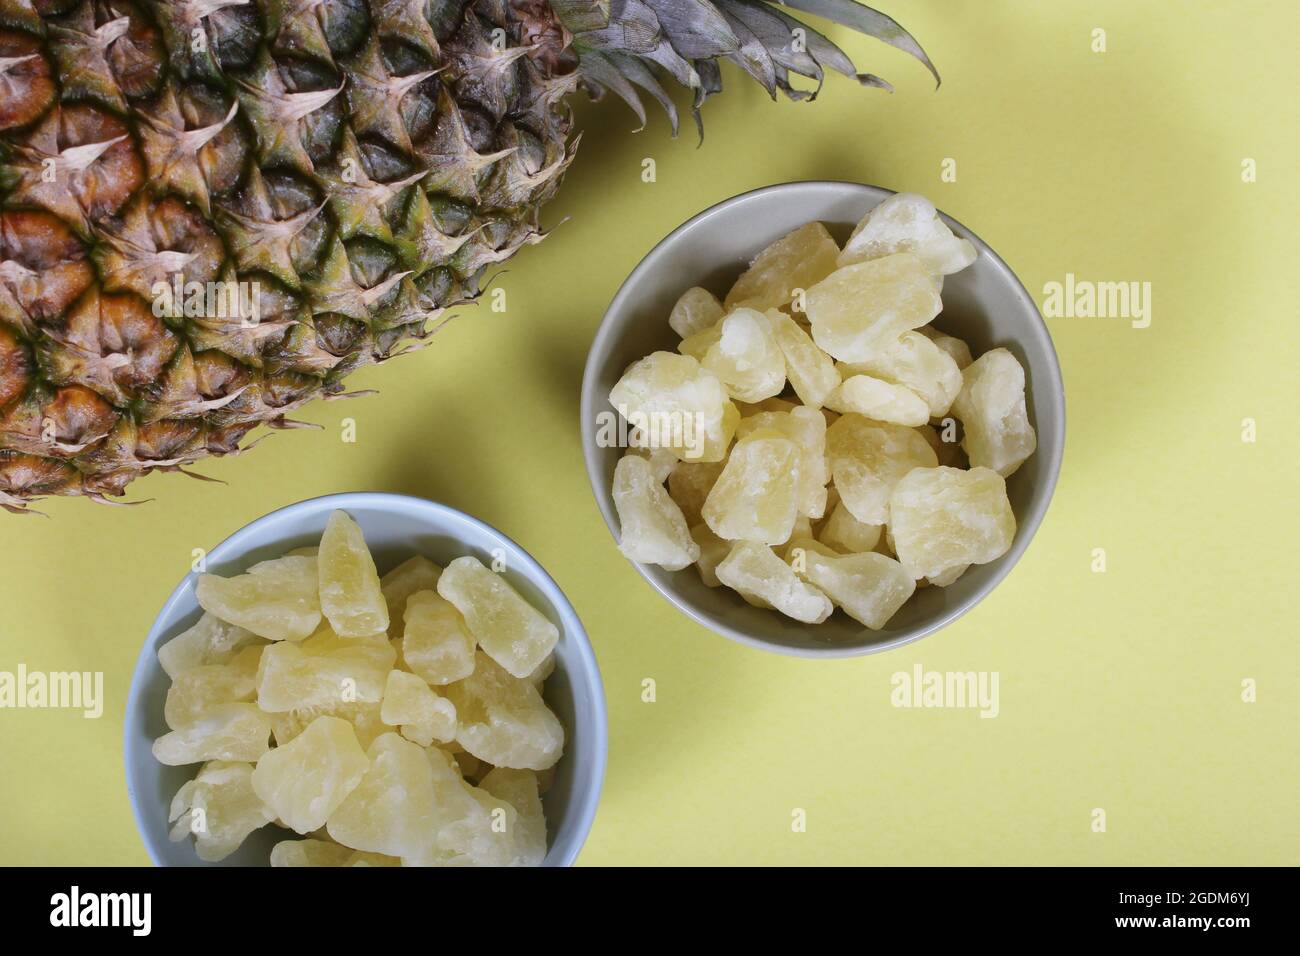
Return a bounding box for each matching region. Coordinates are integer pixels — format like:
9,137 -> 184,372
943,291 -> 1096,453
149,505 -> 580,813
2,0 -> 1296,865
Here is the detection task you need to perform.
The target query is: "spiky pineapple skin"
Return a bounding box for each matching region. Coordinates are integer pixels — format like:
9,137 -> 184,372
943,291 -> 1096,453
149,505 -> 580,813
0,0 -> 931,511
0,0 -> 578,510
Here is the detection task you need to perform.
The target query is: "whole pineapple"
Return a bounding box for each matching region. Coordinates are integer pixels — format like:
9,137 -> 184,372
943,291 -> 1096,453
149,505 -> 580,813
0,0 -> 934,512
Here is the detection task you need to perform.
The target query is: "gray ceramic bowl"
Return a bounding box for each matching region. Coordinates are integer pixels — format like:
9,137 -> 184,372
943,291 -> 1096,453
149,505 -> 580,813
124,492 -> 607,866
581,181 -> 1064,657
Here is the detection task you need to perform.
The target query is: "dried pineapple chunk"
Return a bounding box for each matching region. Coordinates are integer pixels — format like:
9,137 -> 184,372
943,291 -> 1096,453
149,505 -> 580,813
702,430 -> 801,544
667,459 -> 724,527
380,556 -> 442,639
163,645 -> 261,729
735,406 -> 829,519
480,768 -> 548,867
380,670 -> 457,746
669,286 -> 724,338
806,253 -> 941,362
725,222 -> 840,312
689,523 -> 730,587
918,325 -> 973,369
624,444 -> 677,482
825,415 -> 937,524
788,547 -> 915,629
838,192 -> 977,276
608,351 -> 735,462
168,760 -> 274,862
951,348 -> 1037,477
612,454 -> 700,572
401,747 -> 521,866
319,510 -> 389,638
255,624 -> 395,712
251,715 -> 369,834
437,556 -> 560,679
268,700 -> 386,749
889,466 -> 1016,580
715,542 -> 833,624
152,703 -> 272,766
701,308 -> 786,403
768,309 -> 840,409
825,374 -> 931,427
196,555 -> 321,642
818,501 -> 883,554
840,330 -> 962,417
445,653 -> 564,771
326,733 -> 441,859
401,590 -> 476,686
270,839 -> 398,867
158,613 -> 264,679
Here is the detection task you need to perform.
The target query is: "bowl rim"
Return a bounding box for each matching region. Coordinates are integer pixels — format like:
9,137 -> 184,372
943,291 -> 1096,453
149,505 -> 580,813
580,179 -> 1066,658
123,491 -> 608,867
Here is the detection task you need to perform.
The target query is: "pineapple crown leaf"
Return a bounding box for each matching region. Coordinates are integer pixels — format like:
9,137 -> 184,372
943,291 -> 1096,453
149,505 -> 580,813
564,0 -> 937,134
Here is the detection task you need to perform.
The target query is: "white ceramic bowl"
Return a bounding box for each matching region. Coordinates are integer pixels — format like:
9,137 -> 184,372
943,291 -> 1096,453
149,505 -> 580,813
581,181 -> 1065,657
124,492 -> 607,866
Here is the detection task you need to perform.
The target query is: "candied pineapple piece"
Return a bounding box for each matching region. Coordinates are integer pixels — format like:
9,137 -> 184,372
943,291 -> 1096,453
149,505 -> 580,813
251,715 -> 369,834
702,430 -> 801,544
445,653 -> 564,771
818,501 -> 883,554
789,548 -> 915,629
840,330 -> 962,417
164,645 -> 261,729
401,590 -> 475,686
318,510 -> 389,638
480,768 -> 548,866
401,748 -> 521,867
380,669 -> 457,746
612,455 -> 700,572
158,612 -> 264,679
256,624 -> 395,712
196,555 -> 321,642
806,253 -> 941,362
437,557 -> 560,680
669,286 -> 724,338
927,564 -> 969,587
951,348 -> 1037,477
701,308 -> 786,403
607,351 -> 735,462
825,415 -> 937,524
326,733 -> 440,859
825,374 -> 930,427
736,406 -> 829,519
269,700 -> 386,749
918,325 -> 973,369
725,222 -> 840,312
677,320 -> 720,362
768,309 -> 840,409
380,556 -> 441,640
838,192 -> 977,275
689,523 -> 730,587
270,838 -> 354,867
889,466 -> 1016,579
667,460 -> 724,527
168,760 -> 274,862
624,444 -> 677,482
715,542 -> 833,624
269,839 -> 399,867
153,703 -> 272,766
